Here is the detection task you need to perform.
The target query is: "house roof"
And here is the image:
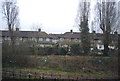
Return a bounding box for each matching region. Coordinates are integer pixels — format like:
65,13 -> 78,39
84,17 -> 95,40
2,30 -> 119,41
2,30 -> 52,38
49,32 -> 103,40
49,34 -> 62,39
61,32 -> 80,39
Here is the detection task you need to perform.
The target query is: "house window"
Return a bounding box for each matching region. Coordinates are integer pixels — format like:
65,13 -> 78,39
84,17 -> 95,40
74,39 -> 78,41
7,37 -> 11,40
19,37 -> 22,40
32,38 -> 36,41
60,38 -> 64,41
39,38 -> 43,41
98,40 -> 101,43
0,39 -> 2,43
71,38 -> 74,41
97,44 -> 104,50
5,37 -> 8,40
46,38 -> 50,41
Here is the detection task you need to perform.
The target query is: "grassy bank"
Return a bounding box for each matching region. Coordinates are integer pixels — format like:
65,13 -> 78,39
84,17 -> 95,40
3,55 -> 118,79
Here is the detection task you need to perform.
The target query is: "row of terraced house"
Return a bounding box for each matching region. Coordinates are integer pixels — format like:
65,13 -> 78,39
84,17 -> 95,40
0,28 -> 119,50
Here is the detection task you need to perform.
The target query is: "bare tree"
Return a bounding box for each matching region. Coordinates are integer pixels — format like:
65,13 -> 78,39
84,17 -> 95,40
78,1 -> 91,55
118,1 -> 120,56
116,1 -> 120,33
2,0 -> 19,53
2,0 -> 19,31
95,1 -> 119,56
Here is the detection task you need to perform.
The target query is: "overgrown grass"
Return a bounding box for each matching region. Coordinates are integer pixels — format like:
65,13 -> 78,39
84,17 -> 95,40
2,63 -> 23,69
94,56 -> 111,59
3,55 -> 118,79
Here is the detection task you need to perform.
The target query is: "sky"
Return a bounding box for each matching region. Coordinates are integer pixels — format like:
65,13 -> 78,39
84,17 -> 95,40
19,0 -> 83,34
0,0 -> 119,34
0,0 -> 97,34
1,0 -> 81,34
0,0 -> 99,34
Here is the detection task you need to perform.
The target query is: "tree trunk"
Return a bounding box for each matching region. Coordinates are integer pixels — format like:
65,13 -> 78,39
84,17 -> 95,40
104,43 -> 109,56
118,35 -> 120,56
10,31 -> 15,54
103,32 -> 109,56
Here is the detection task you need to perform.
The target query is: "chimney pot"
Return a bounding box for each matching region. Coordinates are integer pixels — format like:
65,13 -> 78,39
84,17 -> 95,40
114,31 -> 118,35
70,30 -> 73,33
92,30 -> 96,33
16,28 -> 19,31
38,29 -> 41,32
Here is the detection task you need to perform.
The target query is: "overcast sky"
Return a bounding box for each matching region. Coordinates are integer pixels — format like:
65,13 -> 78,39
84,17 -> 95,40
0,0 -> 100,34
18,0 -> 81,34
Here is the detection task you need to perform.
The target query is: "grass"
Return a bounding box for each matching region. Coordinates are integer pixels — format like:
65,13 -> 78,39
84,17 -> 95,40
17,67 -> 104,78
3,63 -> 23,69
3,63 -> 104,79
3,55 -> 118,79
94,56 -> 111,59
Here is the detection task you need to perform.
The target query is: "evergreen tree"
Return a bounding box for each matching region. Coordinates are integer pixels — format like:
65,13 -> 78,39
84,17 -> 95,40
78,2 -> 90,55
80,16 -> 90,55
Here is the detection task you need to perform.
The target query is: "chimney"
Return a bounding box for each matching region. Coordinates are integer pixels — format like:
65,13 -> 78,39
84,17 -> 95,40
38,29 -> 41,32
114,31 -> 118,35
92,30 -> 96,33
16,28 -> 19,31
70,30 -> 73,33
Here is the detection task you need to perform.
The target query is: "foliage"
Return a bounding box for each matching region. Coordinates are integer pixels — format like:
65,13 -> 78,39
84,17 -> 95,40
3,55 -> 118,78
80,19 -> 90,55
59,48 -> 67,55
78,2 -> 91,55
32,46 -> 67,55
2,42 -> 32,67
2,0 -> 19,54
70,44 -> 81,55
90,49 -> 103,56
66,52 -> 73,56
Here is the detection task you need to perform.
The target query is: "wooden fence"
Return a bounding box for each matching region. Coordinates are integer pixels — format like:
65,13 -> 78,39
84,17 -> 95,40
2,68 -> 97,81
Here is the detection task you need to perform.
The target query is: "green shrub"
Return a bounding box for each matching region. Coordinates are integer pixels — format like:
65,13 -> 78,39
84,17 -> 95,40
2,42 -> 33,67
36,47 -> 67,55
70,44 -> 81,55
59,48 -> 67,55
66,52 -> 73,55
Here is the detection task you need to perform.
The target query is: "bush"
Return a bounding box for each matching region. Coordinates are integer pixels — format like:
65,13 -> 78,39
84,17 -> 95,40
66,52 -> 73,55
37,47 -> 57,55
70,44 -> 81,55
2,42 -> 32,67
36,47 -> 67,55
59,48 -> 67,55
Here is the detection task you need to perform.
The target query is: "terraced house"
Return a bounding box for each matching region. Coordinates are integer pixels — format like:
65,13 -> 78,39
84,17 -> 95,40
1,28 -> 53,47
50,30 -> 81,47
1,29 -> 118,51
50,30 -> 118,51
50,30 -> 105,50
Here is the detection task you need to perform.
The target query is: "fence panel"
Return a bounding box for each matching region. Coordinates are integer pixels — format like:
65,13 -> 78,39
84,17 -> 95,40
2,68 -> 95,80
